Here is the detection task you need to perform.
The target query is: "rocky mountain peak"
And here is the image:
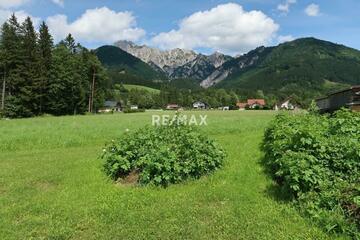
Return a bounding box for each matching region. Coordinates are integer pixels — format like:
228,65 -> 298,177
114,40 -> 233,80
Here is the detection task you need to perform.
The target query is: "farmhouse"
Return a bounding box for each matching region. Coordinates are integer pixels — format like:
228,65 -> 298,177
99,101 -> 122,113
237,99 -> 266,109
236,102 -> 247,110
316,86 -> 360,112
130,105 -> 138,110
193,101 -> 207,109
274,98 -> 300,110
166,104 -> 181,110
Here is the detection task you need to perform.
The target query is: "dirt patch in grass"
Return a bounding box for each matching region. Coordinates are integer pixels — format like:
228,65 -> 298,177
116,170 -> 139,187
34,181 -> 57,192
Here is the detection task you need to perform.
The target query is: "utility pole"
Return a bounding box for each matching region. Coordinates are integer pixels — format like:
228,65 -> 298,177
90,66 -> 96,113
1,68 -> 5,111
88,82 -> 92,113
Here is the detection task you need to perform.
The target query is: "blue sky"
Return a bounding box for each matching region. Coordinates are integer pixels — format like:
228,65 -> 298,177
1,0 -> 359,55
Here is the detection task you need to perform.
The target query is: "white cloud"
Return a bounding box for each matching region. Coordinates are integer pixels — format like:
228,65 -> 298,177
305,3 -> 320,17
0,0 -> 29,9
150,3 -> 279,55
52,0 -> 64,8
277,0 -> 296,14
46,7 -> 145,43
0,9 -> 40,26
278,35 -> 295,43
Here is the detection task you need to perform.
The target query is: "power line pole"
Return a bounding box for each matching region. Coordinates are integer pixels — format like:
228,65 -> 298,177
1,69 -> 5,111
90,66 -> 96,113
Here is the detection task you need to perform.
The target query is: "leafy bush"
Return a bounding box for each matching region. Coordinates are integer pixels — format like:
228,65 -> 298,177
101,117 -> 226,187
263,109 -> 360,237
123,108 -> 145,113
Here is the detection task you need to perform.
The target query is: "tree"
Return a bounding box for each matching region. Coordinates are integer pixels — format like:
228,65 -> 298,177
1,14 -> 31,117
19,17 -> 41,115
38,21 -> 53,114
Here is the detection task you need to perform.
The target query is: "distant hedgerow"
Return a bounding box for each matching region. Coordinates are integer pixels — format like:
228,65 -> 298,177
101,115 -> 226,187
263,109 -> 360,238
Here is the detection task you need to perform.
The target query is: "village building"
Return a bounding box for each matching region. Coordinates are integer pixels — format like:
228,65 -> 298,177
193,101 -> 208,109
316,86 -> 360,112
237,99 -> 266,110
99,101 -> 122,113
130,105 -> 139,110
236,102 -> 247,110
274,98 -> 300,110
166,104 -> 181,110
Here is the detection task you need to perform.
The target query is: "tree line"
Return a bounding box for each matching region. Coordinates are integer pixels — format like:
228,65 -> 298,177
111,84 -> 244,109
0,14 -> 108,118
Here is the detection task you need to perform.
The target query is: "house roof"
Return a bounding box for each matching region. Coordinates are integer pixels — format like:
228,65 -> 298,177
104,101 -> 119,108
167,104 -> 180,107
247,99 -> 266,106
236,102 -> 247,108
193,101 -> 206,105
317,86 -> 360,100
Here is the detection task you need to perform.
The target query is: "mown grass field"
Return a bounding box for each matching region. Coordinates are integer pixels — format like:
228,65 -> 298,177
0,111 -> 347,239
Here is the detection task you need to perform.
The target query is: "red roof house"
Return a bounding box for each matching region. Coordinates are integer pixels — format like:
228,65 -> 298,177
247,99 -> 266,109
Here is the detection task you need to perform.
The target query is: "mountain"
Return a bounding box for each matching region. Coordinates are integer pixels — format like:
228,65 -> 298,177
202,38 -> 360,104
200,46 -> 271,88
95,45 -> 167,88
114,40 -> 232,80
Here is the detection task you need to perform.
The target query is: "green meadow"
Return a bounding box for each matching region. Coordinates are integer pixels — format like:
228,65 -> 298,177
0,111 -> 347,239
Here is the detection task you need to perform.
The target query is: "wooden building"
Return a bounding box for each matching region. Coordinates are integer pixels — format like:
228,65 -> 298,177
316,86 -> 360,112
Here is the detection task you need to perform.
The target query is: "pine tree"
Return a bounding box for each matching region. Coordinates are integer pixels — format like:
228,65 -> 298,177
19,17 -> 41,116
1,14 -> 29,117
38,21 -> 53,114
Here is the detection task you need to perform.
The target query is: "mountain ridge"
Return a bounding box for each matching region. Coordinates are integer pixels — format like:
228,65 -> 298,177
114,40 -> 233,80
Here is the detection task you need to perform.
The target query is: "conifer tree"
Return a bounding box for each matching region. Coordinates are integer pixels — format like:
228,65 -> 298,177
38,21 -> 53,114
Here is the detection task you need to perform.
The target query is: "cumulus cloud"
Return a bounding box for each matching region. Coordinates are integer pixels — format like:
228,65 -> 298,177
150,3 -> 279,55
46,7 -> 145,43
0,9 -> 40,26
305,3 -> 320,17
277,0 -> 296,14
0,0 -> 29,9
52,0 -> 64,8
278,35 -> 295,43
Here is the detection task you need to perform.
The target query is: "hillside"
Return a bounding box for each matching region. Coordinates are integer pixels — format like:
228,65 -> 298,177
210,38 -> 360,104
123,84 -> 160,94
95,46 -> 167,88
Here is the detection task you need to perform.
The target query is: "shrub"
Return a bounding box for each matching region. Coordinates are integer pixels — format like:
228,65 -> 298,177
101,116 -> 226,187
263,109 -> 360,237
123,108 -> 145,113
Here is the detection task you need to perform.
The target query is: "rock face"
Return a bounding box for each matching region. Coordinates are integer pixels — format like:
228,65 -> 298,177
200,46 -> 268,88
114,40 -> 232,80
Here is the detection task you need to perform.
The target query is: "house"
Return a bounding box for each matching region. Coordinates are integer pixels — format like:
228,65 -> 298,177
99,101 -> 122,113
316,86 -> 360,113
247,99 -> 266,109
222,106 -> 230,111
193,101 -> 207,109
275,98 -> 299,110
236,102 -> 247,110
236,99 -> 266,110
166,104 -> 181,110
130,105 -> 138,110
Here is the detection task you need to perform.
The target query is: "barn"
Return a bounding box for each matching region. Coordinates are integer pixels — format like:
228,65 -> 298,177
316,86 -> 360,112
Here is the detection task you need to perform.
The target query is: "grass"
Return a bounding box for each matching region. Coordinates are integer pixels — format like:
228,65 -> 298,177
0,111 -> 349,239
123,84 -> 160,94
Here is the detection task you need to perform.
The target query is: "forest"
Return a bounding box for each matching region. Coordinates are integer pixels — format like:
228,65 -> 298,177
0,14 -> 109,118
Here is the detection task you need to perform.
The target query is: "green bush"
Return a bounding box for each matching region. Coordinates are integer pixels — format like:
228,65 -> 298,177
263,109 -> 360,237
123,108 -> 145,113
101,117 -> 226,187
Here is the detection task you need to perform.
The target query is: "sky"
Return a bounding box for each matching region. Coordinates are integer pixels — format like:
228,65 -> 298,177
0,0 -> 359,55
